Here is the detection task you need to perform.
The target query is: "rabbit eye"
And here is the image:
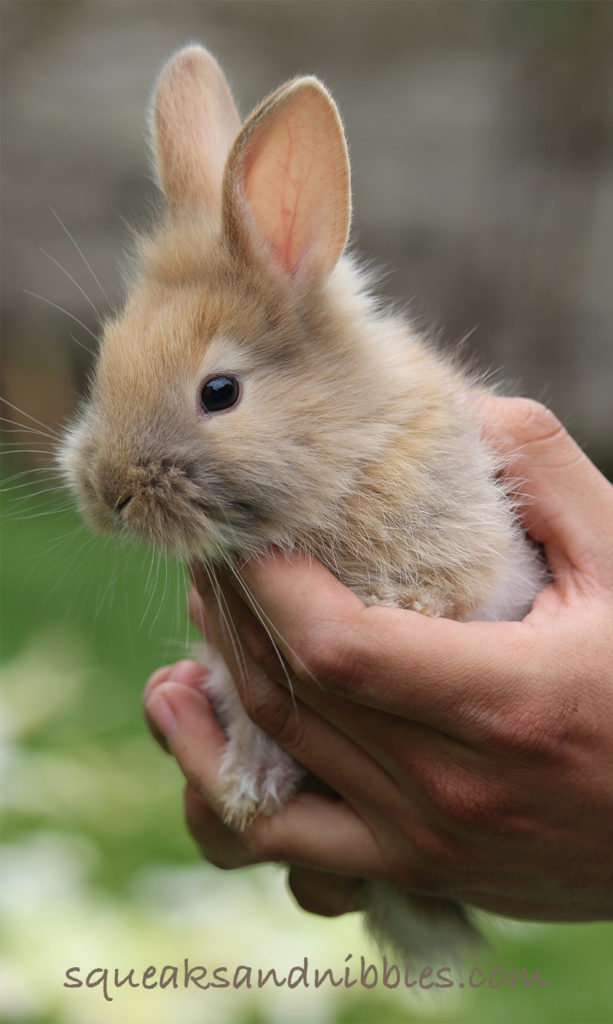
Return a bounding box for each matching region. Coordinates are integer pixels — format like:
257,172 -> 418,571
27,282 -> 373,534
200,375 -> 240,413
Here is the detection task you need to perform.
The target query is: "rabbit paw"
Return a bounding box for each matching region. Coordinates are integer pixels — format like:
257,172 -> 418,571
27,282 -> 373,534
218,732 -> 304,830
365,591 -> 438,617
197,641 -> 305,828
407,599 -> 436,617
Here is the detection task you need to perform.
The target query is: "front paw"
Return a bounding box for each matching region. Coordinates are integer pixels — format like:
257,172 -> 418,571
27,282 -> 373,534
218,736 -> 304,830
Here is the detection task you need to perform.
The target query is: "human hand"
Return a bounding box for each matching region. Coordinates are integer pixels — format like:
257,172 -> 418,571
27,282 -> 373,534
144,398 -> 613,922
143,657 -> 362,916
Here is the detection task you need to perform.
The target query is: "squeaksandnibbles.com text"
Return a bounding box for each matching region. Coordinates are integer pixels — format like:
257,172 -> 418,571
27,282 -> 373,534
64,955 -> 548,1002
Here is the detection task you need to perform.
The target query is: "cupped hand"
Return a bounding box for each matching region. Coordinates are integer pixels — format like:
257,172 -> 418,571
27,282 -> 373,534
144,398 -> 613,922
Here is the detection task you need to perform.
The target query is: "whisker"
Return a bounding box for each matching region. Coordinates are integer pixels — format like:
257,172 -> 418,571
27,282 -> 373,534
228,559 -> 316,701
188,560 -> 249,688
40,247 -> 102,320
156,558 -> 186,663
23,289 -> 98,346
0,466 -> 61,487
0,421 -> 61,444
49,205 -> 111,305
149,550 -> 170,633
45,528 -> 98,604
0,449 -> 57,457
0,398 -> 62,440
69,330 -> 97,357
44,521 -> 90,560
141,549 -> 163,631
4,482 -> 67,503
143,546 -> 157,601
94,539 -> 128,619
210,561 -> 251,686
180,561 -> 191,653
186,560 -> 208,641
4,501 -> 77,522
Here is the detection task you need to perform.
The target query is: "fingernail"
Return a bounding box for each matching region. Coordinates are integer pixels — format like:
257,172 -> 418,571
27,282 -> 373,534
171,659 -> 207,685
143,666 -> 172,703
147,692 -> 178,743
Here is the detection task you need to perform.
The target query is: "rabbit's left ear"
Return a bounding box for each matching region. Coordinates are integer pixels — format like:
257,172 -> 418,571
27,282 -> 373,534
152,45 -> 241,217
223,77 -> 351,276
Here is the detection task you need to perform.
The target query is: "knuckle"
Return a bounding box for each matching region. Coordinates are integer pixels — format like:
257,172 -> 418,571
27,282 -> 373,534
294,620 -> 361,692
490,709 -> 547,758
241,675 -> 284,730
199,847 -> 234,872
241,675 -> 304,750
421,765 -> 513,833
405,823 -> 465,891
288,872 -> 356,918
515,398 -> 566,447
293,893 -> 341,918
183,792 -> 229,867
489,689 -> 579,762
184,801 -> 201,845
242,819 -> 286,863
241,618 -> 279,674
288,875 -> 327,916
401,857 -> 443,895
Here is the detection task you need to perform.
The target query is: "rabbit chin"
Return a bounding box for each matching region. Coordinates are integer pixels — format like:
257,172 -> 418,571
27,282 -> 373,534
58,425 -> 254,562
73,476 -> 250,561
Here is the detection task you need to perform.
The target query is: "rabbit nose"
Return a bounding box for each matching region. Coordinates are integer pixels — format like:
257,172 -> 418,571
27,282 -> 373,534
115,493 -> 133,514
97,466 -> 133,516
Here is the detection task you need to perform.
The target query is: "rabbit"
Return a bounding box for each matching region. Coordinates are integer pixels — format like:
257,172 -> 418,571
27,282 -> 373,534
59,44 -> 547,963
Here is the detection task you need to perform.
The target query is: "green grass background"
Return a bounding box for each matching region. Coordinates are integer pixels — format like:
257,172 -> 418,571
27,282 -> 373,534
1,463 -> 612,1024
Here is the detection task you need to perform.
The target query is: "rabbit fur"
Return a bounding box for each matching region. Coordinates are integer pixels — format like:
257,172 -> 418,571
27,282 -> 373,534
60,45 -> 547,963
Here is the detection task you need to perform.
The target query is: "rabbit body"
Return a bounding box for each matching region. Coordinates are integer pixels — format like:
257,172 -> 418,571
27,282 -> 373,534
60,45 -> 546,962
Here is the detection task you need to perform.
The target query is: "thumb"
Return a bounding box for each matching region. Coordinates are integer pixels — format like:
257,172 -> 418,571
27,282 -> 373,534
476,396 -> 613,577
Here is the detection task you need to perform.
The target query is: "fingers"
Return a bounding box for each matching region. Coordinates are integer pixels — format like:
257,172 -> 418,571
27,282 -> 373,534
146,677 -> 228,816
186,398 -> 612,742
476,396 -> 613,579
185,784 -> 365,916
145,674 -> 390,876
240,793 -> 386,877
143,659 -> 210,750
288,865 -> 363,917
187,399 -> 610,737
191,548 -> 553,749
145,670 -> 378,908
183,786 -> 257,869
144,663 -> 260,866
233,553 -> 534,738
143,661 -> 415,878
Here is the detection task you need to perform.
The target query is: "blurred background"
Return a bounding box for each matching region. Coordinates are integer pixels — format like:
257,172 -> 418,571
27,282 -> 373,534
1,2 -> 612,1023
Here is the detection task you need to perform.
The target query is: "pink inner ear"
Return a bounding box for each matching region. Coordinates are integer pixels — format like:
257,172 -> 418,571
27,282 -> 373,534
240,85 -> 350,275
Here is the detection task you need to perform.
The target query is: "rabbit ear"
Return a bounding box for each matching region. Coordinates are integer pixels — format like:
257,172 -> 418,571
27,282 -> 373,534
151,45 -> 241,216
222,77 -> 351,276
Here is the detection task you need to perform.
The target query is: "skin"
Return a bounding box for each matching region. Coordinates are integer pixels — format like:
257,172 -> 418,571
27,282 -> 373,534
143,397 -> 613,922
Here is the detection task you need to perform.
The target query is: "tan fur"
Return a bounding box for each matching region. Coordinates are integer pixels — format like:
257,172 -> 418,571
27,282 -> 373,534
68,220 -> 527,617
59,45 -> 547,961
152,46 -> 241,215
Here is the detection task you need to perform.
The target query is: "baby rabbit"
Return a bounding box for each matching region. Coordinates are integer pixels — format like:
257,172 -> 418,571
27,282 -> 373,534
60,45 -> 546,961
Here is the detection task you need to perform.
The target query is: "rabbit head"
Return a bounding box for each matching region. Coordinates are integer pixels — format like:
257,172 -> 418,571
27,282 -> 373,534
60,45 -> 410,561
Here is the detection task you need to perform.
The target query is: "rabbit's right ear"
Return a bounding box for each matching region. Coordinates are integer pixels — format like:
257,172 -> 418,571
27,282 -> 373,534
151,45 -> 241,218
222,77 -> 351,278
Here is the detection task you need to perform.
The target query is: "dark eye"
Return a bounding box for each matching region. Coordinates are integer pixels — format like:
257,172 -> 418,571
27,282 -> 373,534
200,375 -> 240,413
